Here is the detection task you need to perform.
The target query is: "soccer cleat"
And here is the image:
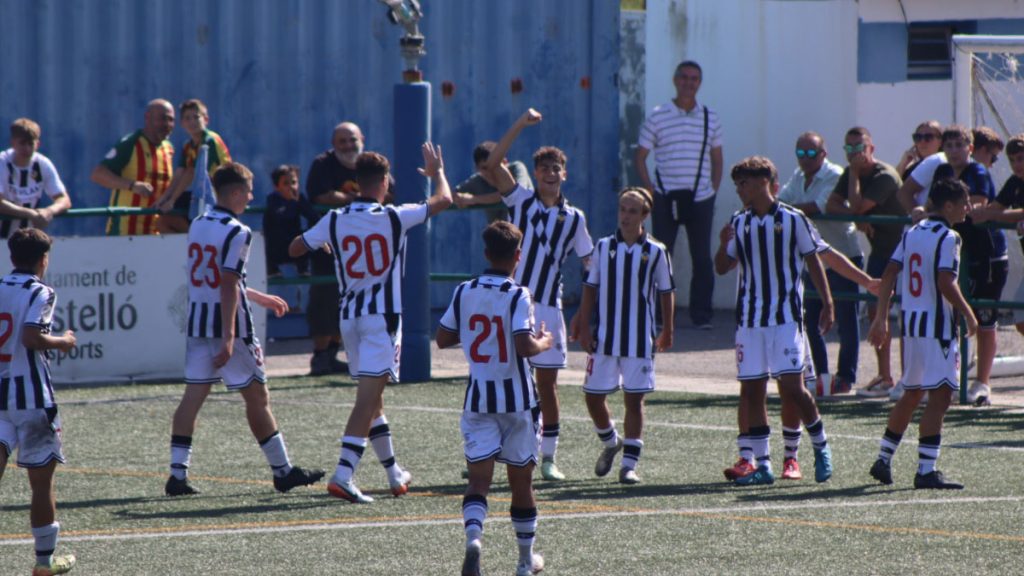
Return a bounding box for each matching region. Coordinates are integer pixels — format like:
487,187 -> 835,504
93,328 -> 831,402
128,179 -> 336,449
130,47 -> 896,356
619,468 -> 641,485
869,458 -> 893,485
813,444 -> 833,483
734,464 -> 774,486
389,468 -> 413,497
723,458 -> 756,481
888,380 -> 905,402
273,466 -> 325,493
594,437 -> 623,477
461,540 -> 482,576
165,475 -> 199,496
966,381 -> 991,406
327,479 -> 374,503
515,553 -> 545,576
914,470 -> 964,490
540,458 -> 566,481
781,457 -> 802,480
32,554 -> 76,576
831,375 -> 853,395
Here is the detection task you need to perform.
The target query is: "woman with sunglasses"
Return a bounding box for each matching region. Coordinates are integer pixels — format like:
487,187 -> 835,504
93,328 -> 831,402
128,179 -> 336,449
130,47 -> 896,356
896,120 -> 943,180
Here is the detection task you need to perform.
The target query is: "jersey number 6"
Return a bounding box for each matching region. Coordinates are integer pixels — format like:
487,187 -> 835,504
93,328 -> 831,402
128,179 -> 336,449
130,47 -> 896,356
908,253 -> 923,297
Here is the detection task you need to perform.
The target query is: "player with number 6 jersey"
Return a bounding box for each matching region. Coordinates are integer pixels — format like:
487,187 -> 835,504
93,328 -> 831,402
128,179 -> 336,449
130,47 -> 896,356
165,162 -> 324,498
289,144 -> 452,503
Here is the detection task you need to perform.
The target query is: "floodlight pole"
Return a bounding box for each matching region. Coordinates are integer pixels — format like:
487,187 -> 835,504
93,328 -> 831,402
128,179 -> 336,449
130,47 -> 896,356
383,0 -> 432,382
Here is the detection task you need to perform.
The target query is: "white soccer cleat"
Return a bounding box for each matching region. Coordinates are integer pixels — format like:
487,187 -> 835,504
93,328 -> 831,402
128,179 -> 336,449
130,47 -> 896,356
389,468 -> 413,497
966,380 -> 991,406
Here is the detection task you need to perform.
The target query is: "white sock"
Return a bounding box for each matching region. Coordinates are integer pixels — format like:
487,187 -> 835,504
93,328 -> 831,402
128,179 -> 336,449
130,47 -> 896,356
259,431 -> 293,477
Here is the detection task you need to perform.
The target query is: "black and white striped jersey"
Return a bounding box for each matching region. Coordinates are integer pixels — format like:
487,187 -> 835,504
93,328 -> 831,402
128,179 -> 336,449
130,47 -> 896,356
726,201 -> 829,328
0,271 -> 58,410
186,206 -> 255,341
585,231 -> 674,358
0,150 -> 67,239
439,271 -> 537,413
891,217 -> 961,340
302,199 -> 427,319
502,185 -> 593,308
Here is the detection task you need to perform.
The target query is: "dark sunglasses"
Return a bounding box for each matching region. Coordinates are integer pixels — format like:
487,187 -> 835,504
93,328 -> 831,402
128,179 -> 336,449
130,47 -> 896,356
795,148 -> 820,159
912,132 -> 937,142
991,154 -> 1000,164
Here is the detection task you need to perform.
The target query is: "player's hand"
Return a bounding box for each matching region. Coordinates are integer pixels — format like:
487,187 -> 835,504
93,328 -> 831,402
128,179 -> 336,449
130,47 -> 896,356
417,142 -> 444,179
453,192 -> 475,209
30,209 -> 51,229
818,303 -> 834,335
57,330 -> 76,353
867,318 -> 888,349
656,329 -> 673,352
520,108 -> 542,126
155,196 -> 175,213
718,221 -> 735,245
265,295 -> 289,317
535,321 -> 554,352
910,206 -> 928,224
567,313 -> 581,342
865,278 -> 882,296
213,340 -> 233,368
965,313 -> 979,338
131,181 -> 154,197
577,324 -> 595,354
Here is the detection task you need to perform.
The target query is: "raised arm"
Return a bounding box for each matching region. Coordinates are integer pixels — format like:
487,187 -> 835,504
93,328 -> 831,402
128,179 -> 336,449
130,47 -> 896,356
481,109 -> 541,194
417,142 -> 453,216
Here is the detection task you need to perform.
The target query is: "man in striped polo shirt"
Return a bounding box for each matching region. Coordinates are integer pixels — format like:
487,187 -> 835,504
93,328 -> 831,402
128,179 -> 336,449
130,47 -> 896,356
91,99 -> 176,236
0,228 -> 78,575
636,60 -> 724,330
166,162 -> 324,497
437,220 -> 552,576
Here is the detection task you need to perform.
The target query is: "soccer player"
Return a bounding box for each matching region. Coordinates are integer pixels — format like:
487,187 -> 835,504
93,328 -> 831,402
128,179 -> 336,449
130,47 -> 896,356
473,108 -> 594,481
436,220 -> 550,576
713,156 -> 836,486
165,162 -> 324,496
0,229 -> 77,575
569,187 -> 674,484
0,118 -> 72,239
867,178 -> 978,489
289,144 -> 452,503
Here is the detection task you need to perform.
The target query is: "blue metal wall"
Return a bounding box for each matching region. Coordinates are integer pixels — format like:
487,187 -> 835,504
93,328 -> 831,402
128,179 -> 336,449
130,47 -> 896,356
0,0 -> 620,307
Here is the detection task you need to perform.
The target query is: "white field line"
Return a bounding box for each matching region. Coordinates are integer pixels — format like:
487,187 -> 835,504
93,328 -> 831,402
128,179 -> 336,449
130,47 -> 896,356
1,495 -> 1022,546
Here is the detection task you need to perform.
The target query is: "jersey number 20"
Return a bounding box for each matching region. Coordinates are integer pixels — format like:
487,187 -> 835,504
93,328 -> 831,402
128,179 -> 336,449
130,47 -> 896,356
343,234 -> 390,279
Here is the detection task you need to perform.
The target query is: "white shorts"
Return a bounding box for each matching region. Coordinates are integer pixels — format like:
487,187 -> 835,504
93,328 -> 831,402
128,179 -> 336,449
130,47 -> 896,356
461,409 -> 539,467
901,337 -> 960,390
185,337 -> 266,390
735,322 -> 806,381
582,354 -> 655,394
0,408 -> 65,468
528,303 -> 567,369
341,313 -> 402,382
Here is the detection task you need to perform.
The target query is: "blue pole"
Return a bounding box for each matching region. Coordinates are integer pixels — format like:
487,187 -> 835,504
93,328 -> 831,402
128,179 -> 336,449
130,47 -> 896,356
394,81 -> 431,382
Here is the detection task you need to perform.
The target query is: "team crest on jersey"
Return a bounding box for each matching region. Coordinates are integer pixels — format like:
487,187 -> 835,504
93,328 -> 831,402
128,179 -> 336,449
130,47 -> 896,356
641,365 -> 650,374
641,252 -> 649,262
774,222 -> 783,234
609,250 -> 616,258
558,211 -> 567,222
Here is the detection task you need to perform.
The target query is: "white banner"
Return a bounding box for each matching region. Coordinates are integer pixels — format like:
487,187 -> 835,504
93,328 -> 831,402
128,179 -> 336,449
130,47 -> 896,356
1,232 -> 267,384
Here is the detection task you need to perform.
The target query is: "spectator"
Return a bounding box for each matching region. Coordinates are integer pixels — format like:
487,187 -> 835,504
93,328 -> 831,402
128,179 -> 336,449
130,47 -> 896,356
635,60 -> 723,329
896,120 -> 943,180
263,164 -> 318,277
932,126 -> 1007,406
304,121 -> 365,375
452,141 -> 533,222
825,127 -> 905,398
155,99 -> 232,233
778,132 -> 862,393
91,99 -> 175,236
972,126 -> 1005,171
0,118 -> 72,239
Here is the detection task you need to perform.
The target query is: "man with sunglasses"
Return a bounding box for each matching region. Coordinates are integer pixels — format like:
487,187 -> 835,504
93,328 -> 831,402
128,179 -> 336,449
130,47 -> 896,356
826,127 -> 906,398
779,132 -> 862,395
